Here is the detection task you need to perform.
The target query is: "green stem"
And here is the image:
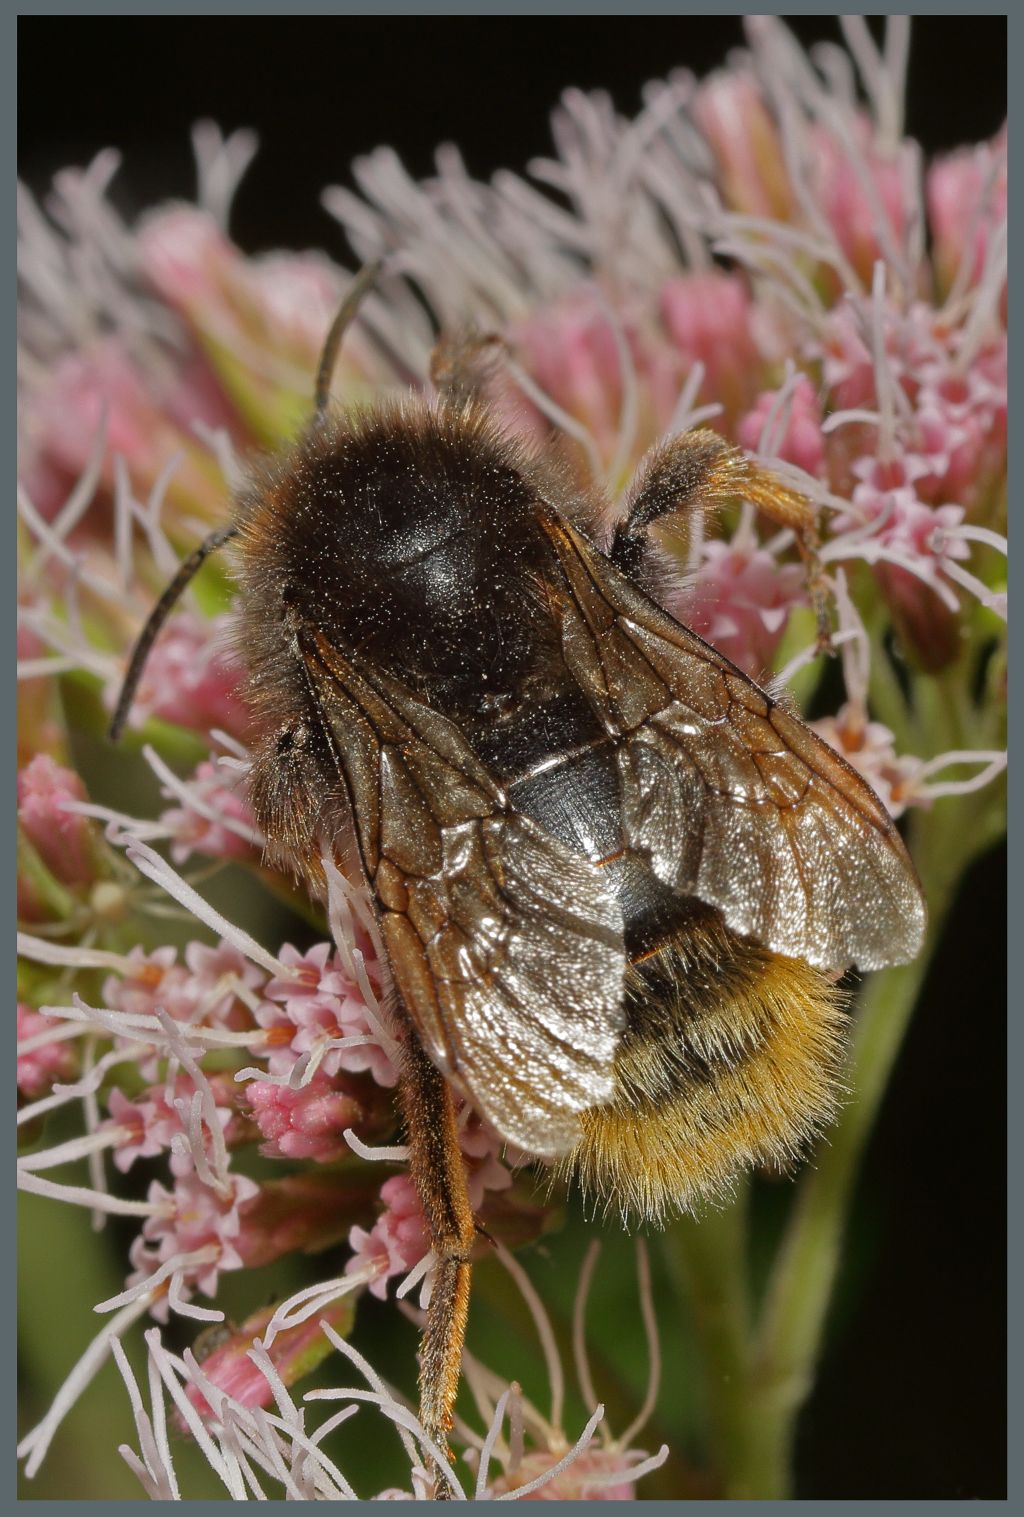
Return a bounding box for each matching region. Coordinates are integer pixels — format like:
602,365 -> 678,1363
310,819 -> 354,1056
17,829 -> 78,921
738,783 -> 1002,1498
665,1187 -> 755,1497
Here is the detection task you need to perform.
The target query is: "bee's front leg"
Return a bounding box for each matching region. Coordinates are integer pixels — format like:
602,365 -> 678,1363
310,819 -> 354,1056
398,1029 -> 475,1500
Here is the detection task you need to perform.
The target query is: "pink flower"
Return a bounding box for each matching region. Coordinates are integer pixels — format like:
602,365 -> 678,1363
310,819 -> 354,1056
17,754 -> 95,889
17,1005 -> 78,1099
912,335 -> 1007,507
103,947 -> 195,1024
809,119 -> 910,289
490,1445 -> 647,1501
693,69 -> 793,220
21,338 -> 228,526
458,1110 -> 515,1210
927,129 -> 1007,296
105,1074 -> 236,1174
161,758 -> 260,864
659,272 -> 762,429
511,290 -> 683,471
345,1114 -> 512,1298
812,706 -> 920,819
248,1072 -> 365,1163
821,299 -> 941,424
739,374 -> 826,478
138,205 -> 238,314
135,1170 -> 260,1301
139,205 -> 383,432
106,610 -> 248,740
346,1175 -> 430,1299
845,459 -> 971,574
257,942 -> 396,1088
183,940 -> 266,1027
679,536 -> 805,676
102,941 -> 262,1077
184,1296 -> 356,1420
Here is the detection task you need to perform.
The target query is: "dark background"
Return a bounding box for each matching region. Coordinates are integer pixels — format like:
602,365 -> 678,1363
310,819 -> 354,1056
20,16 -> 1008,255
19,14 -> 1007,1501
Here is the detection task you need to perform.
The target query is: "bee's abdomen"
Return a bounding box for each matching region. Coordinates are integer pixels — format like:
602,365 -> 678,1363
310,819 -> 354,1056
561,899 -> 848,1224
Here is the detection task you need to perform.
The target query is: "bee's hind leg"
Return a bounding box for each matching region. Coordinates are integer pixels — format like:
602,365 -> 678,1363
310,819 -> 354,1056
612,428 -> 832,650
398,1030 -> 476,1499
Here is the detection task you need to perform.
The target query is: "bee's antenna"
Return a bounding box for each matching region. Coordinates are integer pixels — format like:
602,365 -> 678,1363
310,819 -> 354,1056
108,523 -> 239,743
313,260 -> 384,417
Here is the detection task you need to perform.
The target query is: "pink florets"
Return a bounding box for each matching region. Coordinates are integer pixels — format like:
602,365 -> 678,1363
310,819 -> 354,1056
103,946 -> 192,1023
23,340 -> 169,514
104,941 -> 263,1030
926,130 -> 1007,295
102,941 -> 264,1078
838,458 -> 972,593
458,1109 -> 515,1210
161,758 -> 260,864
183,940 -> 267,1022
512,290 -> 682,465
17,1004 -> 79,1099
134,1169 -> 260,1304
810,119 -> 910,287
138,205 -> 238,313
681,536 -> 806,676
345,1111 -> 512,1298
256,942 -> 396,1088
659,271 -> 762,427
739,375 -> 826,478
693,68 -> 792,220
140,204 -> 366,382
106,610 -> 248,740
811,705 -> 921,819
346,1174 -> 430,1300
105,1074 -> 236,1174
491,1445 -> 645,1501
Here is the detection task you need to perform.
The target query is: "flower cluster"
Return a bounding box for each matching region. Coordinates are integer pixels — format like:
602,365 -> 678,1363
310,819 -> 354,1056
18,17 -> 1006,1500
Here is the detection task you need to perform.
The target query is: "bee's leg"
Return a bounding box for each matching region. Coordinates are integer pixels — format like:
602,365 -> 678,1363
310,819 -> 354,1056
613,428 -> 832,649
429,328 -> 506,406
399,1030 -> 475,1499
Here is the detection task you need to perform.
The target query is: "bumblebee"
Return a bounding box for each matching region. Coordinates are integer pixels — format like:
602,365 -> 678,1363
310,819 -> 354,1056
113,266 -> 925,1484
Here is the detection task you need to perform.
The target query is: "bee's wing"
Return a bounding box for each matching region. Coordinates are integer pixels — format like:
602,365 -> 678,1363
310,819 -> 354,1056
541,517 -> 926,973
300,628 -> 625,1158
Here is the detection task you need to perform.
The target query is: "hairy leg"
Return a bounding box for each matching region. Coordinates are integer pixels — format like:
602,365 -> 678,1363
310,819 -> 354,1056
398,1031 -> 475,1498
613,428 -> 832,648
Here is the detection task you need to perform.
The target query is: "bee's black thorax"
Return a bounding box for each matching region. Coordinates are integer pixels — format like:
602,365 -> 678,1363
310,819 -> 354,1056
236,399 -> 566,716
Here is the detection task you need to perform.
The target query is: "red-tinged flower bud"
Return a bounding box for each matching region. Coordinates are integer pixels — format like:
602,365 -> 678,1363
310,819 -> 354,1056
185,1294 -> 357,1420
739,375 -> 826,479
17,1004 -> 79,1100
693,70 -> 794,221
248,1071 -> 369,1163
234,1170 -> 383,1270
659,273 -> 763,430
17,755 -> 103,920
927,129 -> 1006,300
876,563 -> 962,674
